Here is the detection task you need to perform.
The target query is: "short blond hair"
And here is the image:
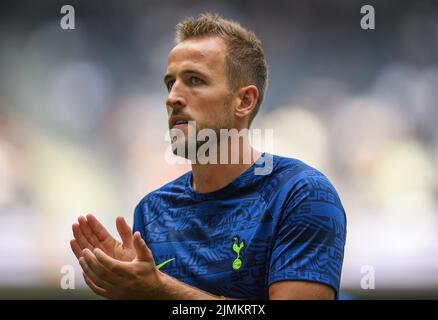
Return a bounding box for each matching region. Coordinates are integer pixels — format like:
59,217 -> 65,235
175,13 -> 268,126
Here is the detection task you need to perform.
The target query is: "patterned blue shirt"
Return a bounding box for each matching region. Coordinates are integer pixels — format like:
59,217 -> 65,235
133,153 -> 347,299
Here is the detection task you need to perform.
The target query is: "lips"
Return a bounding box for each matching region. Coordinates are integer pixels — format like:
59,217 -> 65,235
170,115 -> 191,128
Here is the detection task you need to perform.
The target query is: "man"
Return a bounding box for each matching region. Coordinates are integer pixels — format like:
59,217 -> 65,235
70,13 -> 346,300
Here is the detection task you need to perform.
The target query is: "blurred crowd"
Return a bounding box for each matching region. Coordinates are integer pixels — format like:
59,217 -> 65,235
0,0 -> 437,292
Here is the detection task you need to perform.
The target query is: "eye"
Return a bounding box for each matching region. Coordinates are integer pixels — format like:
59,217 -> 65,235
190,76 -> 203,85
166,80 -> 175,91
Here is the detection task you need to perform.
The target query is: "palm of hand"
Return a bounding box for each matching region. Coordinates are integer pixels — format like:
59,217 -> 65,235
71,214 -> 138,263
110,239 -> 136,262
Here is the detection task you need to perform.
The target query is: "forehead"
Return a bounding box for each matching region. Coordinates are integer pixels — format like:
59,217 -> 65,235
167,37 -> 227,74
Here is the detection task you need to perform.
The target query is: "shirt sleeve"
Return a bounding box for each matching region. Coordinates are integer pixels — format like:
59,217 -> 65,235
132,201 -> 146,239
268,171 -> 347,297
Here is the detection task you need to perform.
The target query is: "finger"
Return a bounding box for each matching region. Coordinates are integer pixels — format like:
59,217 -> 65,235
70,239 -> 82,259
86,214 -> 112,242
82,272 -> 110,299
93,248 -> 132,278
72,223 -> 94,251
82,249 -> 121,286
133,232 -> 154,262
78,216 -> 100,247
116,216 -> 133,249
79,256 -> 113,290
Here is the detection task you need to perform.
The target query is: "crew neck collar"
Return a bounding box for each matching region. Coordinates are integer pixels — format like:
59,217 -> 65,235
184,152 -> 270,201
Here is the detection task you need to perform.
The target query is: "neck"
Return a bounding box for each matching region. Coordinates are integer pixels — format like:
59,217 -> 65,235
191,138 -> 261,193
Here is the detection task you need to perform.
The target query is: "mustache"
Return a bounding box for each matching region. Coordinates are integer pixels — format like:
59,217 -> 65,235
169,111 -> 192,120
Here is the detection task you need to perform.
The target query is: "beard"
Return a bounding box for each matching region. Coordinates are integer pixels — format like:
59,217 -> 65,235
169,101 -> 234,161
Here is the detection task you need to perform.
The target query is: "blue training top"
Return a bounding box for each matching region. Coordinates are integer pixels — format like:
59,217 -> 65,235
133,153 -> 347,299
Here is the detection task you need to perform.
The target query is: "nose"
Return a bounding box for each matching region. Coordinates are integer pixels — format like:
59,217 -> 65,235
166,81 -> 187,112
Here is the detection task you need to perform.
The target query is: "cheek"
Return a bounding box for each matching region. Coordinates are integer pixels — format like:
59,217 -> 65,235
204,100 -> 227,120
191,89 -> 233,124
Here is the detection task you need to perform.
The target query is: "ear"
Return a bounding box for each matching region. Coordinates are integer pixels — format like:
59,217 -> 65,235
234,85 -> 259,120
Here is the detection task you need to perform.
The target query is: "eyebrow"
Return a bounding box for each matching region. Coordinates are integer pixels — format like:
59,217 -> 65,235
163,69 -> 208,85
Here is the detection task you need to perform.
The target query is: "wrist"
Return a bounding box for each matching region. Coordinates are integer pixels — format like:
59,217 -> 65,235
152,270 -> 172,299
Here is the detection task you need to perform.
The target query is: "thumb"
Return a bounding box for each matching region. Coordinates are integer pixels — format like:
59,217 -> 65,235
133,232 -> 154,262
116,216 -> 133,248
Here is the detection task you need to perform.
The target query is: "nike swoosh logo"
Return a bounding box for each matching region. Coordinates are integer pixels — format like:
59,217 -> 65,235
156,258 -> 175,270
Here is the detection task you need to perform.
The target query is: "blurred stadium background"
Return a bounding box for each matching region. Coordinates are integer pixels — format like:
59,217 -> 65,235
0,0 -> 437,299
